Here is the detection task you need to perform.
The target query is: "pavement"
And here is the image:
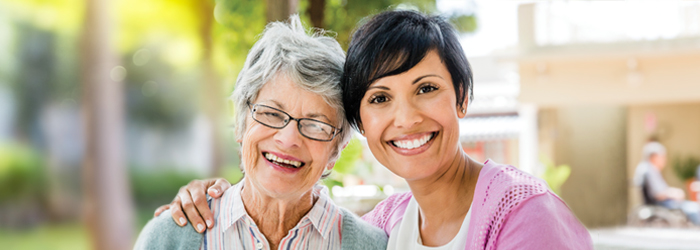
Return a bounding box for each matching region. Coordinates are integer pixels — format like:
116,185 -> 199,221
590,227 -> 700,250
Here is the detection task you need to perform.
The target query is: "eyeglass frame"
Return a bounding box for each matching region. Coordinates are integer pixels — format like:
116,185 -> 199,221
247,102 -> 342,142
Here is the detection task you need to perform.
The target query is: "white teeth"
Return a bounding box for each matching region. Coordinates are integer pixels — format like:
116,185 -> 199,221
392,133 -> 434,149
264,153 -> 303,168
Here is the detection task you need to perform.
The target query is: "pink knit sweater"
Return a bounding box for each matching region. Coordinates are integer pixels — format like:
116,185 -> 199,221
361,160 -> 593,250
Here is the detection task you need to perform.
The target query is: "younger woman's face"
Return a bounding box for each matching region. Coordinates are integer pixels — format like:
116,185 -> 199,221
359,50 -> 467,181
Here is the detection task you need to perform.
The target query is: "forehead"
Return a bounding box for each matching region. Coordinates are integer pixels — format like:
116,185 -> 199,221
253,75 -> 337,122
371,51 -> 452,87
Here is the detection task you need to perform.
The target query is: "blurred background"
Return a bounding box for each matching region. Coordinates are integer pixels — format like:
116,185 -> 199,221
1,0 -> 700,249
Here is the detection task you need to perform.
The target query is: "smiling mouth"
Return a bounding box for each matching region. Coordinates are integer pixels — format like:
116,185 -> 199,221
390,132 -> 437,150
263,152 -> 305,168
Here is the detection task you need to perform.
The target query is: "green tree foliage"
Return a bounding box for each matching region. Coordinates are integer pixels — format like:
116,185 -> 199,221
322,136 -> 364,189
2,0 -> 477,128
0,143 -> 44,202
448,13 -> 477,34
0,0 -> 84,33
214,0 -> 477,91
333,136 -> 364,174
310,0 -> 475,49
212,0 -> 267,92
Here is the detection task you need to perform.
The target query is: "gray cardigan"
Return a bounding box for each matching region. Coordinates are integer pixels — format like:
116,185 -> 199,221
134,208 -> 387,250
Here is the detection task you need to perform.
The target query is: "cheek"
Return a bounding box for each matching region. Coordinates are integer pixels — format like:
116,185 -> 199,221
359,106 -> 383,132
240,127 -> 262,171
359,115 -> 381,144
312,144 -> 336,168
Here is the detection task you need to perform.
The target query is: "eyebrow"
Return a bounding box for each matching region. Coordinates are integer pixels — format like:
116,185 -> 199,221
268,100 -> 285,110
307,113 -> 332,123
412,74 -> 443,85
367,74 -> 444,91
367,85 -> 390,91
264,99 -> 332,123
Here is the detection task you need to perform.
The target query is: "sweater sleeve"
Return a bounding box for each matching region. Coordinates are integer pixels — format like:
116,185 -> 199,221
494,192 -> 593,250
133,209 -> 204,250
361,192 -> 412,235
341,208 -> 388,250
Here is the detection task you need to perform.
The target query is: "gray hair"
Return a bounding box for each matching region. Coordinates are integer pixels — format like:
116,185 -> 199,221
642,141 -> 666,161
231,15 -> 351,161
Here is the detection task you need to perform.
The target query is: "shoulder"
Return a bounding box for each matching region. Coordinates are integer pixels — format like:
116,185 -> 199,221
360,192 -> 412,230
470,161 -> 593,249
481,161 -> 549,189
134,209 -> 203,250
506,191 -> 578,224
495,192 -> 593,249
339,207 -> 388,250
476,161 -> 550,208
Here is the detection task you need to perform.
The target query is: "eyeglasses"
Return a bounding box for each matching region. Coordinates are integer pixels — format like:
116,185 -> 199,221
248,103 -> 341,142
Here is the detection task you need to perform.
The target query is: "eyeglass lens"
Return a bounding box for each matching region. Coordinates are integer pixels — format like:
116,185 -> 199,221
251,104 -> 336,141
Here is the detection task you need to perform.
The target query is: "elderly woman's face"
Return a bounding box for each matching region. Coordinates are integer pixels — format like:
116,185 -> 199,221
240,74 -> 339,198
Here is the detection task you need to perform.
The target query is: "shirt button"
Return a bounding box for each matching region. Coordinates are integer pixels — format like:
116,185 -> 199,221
256,242 -> 263,249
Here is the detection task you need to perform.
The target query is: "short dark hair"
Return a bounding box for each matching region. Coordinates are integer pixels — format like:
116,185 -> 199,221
341,10 -> 473,130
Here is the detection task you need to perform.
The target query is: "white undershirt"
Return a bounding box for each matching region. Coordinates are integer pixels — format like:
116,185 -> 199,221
387,197 -> 472,250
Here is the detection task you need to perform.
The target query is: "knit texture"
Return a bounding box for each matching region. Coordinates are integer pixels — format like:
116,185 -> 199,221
361,160 -> 593,250
134,207 -> 387,250
133,209 -> 203,250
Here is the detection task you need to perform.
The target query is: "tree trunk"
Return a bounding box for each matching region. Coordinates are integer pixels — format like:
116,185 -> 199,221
308,0 -> 325,28
81,0 -> 135,249
197,0 -> 224,176
266,0 -> 298,22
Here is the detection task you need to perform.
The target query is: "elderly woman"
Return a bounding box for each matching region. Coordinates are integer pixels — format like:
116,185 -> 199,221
134,15 -> 387,250
160,10 -> 593,250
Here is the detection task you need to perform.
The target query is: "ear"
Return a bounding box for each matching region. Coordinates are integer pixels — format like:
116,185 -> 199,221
357,123 -> 365,136
325,161 -> 336,171
457,98 -> 469,119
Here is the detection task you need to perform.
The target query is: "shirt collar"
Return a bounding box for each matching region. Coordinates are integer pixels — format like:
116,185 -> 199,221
304,185 -> 341,239
216,179 -> 341,239
217,180 -> 248,232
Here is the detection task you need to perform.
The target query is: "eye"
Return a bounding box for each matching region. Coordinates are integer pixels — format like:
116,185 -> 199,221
369,94 -> 389,104
258,111 -> 286,122
305,122 -> 328,134
418,84 -> 438,94
262,111 -> 282,118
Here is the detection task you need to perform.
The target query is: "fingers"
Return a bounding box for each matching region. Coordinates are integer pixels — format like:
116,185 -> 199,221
169,194 -> 188,227
207,178 -> 232,198
166,178 -> 231,233
191,183 -> 215,230
154,204 -> 170,217
179,184 -> 207,233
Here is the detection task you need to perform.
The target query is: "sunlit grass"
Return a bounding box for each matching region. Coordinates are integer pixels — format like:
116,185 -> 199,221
0,223 -> 89,250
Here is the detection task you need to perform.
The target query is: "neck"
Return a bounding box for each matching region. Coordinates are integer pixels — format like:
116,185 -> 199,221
407,150 -> 482,227
240,180 -> 317,248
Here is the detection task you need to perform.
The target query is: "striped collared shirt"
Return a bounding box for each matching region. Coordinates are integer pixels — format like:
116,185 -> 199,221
201,180 -> 343,250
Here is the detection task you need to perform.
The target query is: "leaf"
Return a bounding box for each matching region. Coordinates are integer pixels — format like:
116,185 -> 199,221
539,155 -> 571,195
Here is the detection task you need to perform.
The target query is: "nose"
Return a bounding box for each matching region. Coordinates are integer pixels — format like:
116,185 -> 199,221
273,121 -> 303,148
393,101 -> 422,129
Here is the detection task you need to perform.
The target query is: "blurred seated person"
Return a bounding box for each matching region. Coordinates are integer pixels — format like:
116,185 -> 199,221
690,163 -> 700,201
633,142 -> 700,225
